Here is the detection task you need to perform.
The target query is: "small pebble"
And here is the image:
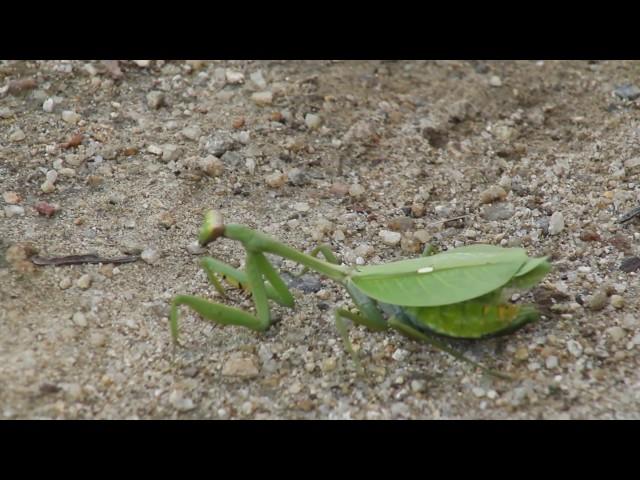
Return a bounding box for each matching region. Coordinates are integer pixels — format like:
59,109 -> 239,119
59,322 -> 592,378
514,347 -> 529,361
147,144 -> 163,156
388,216 -> 414,232
251,91 -> 273,106
141,248 -> 160,265
548,212 -> 565,235
9,129 -> 26,142
221,354 -> 259,378
607,326 -> 625,342
198,155 -> 224,177
61,110 -> 80,125
410,202 -> 426,217
545,355 -> 558,369
349,184 -> 365,197
3,192 -> 21,204
305,113 -> 322,129
333,230 -> 345,242
489,75 -> 502,87
294,202 -> 310,212
413,229 -> 431,244
225,70 -> 245,84
146,91 -> 166,109
472,387 -> 485,398
379,230 -> 402,245
59,277 -> 72,290
169,390 -> 196,412
567,340 -> 583,358
390,402 -> 410,417
287,168 -> 308,186
479,185 -> 507,204
89,332 -> 107,347
589,289 -> 608,311
158,211 -> 176,228
610,295 -> 624,309
392,348 -> 409,361
482,203 -> 514,221
76,274 -> 92,290
249,70 -> 267,90
186,241 -> 206,255
410,380 -> 427,393
322,357 -> 337,372
354,244 -> 374,258
66,383 -> 83,401
35,201 -> 58,217
46,170 -> 58,183
265,171 -> 287,188
614,84 -> 640,101
221,151 -> 243,167
42,98 -> 54,112
58,168 -> 75,177
622,314 -> 638,329
330,182 -> 350,197
72,312 -> 88,327
162,144 -> 182,162
181,126 -> 201,141
4,205 -> 25,217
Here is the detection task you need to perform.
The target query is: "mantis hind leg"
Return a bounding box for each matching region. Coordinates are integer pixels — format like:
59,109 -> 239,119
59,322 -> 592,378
387,316 -> 514,381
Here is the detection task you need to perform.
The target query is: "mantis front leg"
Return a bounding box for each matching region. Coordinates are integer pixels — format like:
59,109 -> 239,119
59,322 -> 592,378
170,251 -> 295,344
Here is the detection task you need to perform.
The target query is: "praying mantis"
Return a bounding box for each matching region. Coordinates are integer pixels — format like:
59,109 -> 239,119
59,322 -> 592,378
171,210 -> 551,378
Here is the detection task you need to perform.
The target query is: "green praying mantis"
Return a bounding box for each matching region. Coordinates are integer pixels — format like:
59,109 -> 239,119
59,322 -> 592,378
171,210 -> 551,378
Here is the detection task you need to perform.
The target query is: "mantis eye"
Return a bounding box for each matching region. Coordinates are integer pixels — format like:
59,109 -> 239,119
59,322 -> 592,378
199,210 -> 226,246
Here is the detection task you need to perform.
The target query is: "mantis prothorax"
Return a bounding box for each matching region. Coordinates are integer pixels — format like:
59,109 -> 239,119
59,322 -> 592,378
171,210 -> 551,379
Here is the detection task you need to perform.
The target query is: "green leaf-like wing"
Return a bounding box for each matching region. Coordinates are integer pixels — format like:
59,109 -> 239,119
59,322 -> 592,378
508,257 -> 551,290
350,245 -> 528,307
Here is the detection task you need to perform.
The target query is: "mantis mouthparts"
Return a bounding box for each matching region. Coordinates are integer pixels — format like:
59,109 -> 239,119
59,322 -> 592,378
199,210 -> 226,246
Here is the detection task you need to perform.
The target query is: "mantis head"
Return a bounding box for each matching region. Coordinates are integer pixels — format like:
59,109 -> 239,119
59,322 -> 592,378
198,210 -> 226,246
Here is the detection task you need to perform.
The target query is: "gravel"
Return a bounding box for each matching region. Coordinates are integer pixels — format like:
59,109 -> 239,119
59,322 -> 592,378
3,60 -> 640,420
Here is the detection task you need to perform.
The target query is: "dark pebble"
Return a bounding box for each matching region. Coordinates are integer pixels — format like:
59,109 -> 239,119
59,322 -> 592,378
620,256 -> 640,273
614,84 -> 640,101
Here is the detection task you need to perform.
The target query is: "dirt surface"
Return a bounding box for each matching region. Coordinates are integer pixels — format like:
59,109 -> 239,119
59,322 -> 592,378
2,60 -> 640,419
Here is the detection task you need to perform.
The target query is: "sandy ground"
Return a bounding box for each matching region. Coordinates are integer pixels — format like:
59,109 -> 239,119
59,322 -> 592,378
2,60 -> 640,419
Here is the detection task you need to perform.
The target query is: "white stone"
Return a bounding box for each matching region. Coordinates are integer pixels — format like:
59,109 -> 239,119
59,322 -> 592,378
9,129 -> 25,142
76,274 -> 92,289
305,113 -> 322,129
4,205 -> 25,217
181,125 -> 201,140
249,70 -> 267,90
72,312 -> 88,327
489,75 -> 502,87
225,70 -> 245,84
548,212 -> 565,235
141,248 -> 160,264
61,110 -> 80,125
251,91 -> 273,106
380,230 -> 402,245
43,98 -> 54,112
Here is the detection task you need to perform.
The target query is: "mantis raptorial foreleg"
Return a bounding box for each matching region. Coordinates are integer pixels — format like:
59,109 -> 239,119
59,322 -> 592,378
201,257 -> 294,306
170,252 -> 296,344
